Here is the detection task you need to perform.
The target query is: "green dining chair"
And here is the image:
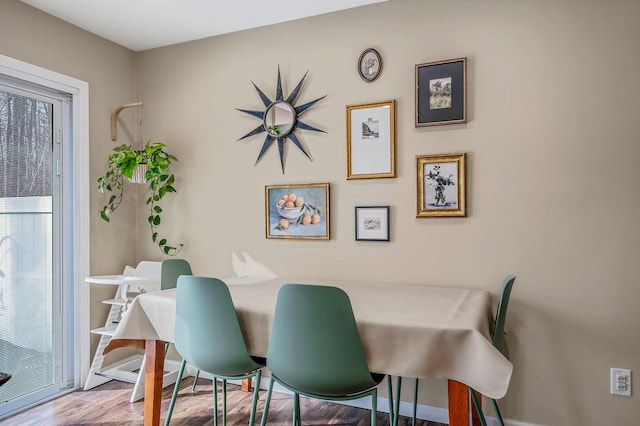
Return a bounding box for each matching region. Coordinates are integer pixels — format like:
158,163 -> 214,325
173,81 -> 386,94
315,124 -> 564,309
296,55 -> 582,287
160,259 -> 204,389
164,276 -> 264,426
388,274 -> 517,426
470,274 -> 516,426
259,283 -> 385,426
161,258 -> 193,290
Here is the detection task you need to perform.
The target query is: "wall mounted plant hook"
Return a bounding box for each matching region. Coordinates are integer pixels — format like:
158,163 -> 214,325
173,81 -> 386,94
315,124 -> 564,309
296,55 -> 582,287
111,101 -> 143,140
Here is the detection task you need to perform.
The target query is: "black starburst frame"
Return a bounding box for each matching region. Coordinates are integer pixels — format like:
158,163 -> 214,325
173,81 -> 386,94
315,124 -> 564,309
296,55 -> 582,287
237,67 -> 326,173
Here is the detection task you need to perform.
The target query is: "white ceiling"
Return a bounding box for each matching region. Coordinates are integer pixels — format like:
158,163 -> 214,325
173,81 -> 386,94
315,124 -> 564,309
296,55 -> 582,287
20,0 -> 387,51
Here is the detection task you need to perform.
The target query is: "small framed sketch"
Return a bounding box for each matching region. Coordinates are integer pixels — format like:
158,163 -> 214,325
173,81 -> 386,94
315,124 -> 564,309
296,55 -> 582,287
415,57 -> 467,127
265,183 -> 330,239
346,100 -> 396,179
355,206 -> 390,241
358,48 -> 383,82
416,153 -> 466,217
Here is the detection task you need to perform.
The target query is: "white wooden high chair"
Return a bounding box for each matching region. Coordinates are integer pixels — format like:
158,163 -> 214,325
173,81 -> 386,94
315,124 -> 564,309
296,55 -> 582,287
84,261 -> 182,402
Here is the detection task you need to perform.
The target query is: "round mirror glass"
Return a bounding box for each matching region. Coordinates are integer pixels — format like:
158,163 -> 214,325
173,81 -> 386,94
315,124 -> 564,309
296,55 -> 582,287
263,102 -> 296,137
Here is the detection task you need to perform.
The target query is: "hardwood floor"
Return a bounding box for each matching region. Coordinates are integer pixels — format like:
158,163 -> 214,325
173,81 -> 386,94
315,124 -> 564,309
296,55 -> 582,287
2,377 -> 447,426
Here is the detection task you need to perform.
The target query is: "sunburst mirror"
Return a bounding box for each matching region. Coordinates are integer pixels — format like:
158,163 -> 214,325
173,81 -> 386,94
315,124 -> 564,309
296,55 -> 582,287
237,67 -> 326,173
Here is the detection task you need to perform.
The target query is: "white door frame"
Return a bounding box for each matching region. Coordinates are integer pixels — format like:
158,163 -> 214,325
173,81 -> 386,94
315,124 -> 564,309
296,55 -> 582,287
0,53 -> 90,389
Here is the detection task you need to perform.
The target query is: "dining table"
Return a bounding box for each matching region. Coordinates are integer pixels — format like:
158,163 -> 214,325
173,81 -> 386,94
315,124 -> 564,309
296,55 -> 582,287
104,275 -> 512,426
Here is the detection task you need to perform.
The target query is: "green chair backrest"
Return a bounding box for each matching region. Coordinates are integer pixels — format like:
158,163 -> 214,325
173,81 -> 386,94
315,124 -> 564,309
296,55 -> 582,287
161,259 -> 192,290
174,276 -> 259,376
267,283 -> 376,397
492,274 -> 516,356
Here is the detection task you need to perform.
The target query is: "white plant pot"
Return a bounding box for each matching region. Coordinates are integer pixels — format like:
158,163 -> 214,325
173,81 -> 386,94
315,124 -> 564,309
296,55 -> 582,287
128,164 -> 148,184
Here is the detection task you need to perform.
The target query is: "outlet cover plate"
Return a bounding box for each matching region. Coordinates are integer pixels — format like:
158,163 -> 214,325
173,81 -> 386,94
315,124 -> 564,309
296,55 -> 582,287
610,368 -> 632,396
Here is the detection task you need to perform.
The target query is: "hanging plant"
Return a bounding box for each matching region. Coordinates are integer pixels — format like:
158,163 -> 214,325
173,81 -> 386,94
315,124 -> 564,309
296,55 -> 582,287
97,141 -> 183,255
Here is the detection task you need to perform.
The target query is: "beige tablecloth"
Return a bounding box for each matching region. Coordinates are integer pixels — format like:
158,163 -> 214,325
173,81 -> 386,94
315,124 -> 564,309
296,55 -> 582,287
112,276 -> 513,399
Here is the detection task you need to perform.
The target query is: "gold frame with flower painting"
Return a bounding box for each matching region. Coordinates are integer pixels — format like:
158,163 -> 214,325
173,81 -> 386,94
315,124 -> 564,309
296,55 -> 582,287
416,153 -> 466,217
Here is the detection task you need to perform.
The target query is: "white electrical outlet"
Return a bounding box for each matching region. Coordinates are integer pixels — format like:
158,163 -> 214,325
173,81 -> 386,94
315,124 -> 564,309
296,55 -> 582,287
610,368 -> 632,396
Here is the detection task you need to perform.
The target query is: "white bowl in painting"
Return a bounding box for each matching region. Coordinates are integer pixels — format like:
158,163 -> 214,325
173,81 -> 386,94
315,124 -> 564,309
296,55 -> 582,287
276,205 -> 303,221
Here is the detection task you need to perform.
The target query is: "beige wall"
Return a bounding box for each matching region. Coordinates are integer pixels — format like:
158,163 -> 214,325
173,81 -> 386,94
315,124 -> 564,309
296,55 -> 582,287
134,0 -> 640,424
1,0 -> 639,424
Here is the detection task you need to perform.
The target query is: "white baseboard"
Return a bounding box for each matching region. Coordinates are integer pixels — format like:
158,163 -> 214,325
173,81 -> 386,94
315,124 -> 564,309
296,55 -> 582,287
192,373 -> 539,426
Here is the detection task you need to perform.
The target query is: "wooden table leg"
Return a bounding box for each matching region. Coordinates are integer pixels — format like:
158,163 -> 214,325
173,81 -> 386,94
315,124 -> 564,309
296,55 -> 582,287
242,378 -> 252,392
448,380 -> 480,426
144,339 -> 166,426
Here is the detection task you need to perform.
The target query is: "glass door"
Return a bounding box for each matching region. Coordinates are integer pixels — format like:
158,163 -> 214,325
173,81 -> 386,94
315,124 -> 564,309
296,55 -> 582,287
0,81 -> 72,416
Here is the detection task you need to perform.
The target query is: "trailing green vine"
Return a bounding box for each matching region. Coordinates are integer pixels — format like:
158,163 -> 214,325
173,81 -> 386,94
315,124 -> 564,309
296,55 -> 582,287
97,141 -> 183,255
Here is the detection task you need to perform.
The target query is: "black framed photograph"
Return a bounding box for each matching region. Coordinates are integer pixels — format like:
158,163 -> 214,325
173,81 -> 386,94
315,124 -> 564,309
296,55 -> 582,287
415,57 -> 467,127
416,153 -> 466,217
355,206 -> 390,241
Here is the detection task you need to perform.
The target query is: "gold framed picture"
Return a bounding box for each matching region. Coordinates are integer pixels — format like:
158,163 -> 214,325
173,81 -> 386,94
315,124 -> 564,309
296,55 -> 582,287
416,153 -> 466,217
265,183 -> 330,239
346,100 -> 396,179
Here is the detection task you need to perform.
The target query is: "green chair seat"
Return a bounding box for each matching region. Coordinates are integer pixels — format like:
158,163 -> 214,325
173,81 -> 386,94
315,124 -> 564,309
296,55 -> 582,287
260,283 -> 384,426
164,276 -> 264,426
160,259 -> 206,391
